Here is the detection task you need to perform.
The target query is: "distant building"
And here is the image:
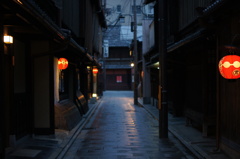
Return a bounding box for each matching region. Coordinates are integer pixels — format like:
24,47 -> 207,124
101,0 -> 150,90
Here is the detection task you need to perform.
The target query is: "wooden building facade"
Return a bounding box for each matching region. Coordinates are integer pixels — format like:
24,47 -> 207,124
101,0 -> 144,91
0,0 -> 106,158
142,0 -> 240,158
102,43 -> 133,91
101,25 -> 134,91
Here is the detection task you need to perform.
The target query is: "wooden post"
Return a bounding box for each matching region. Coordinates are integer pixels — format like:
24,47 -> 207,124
133,0 -> 138,105
157,0 -> 168,138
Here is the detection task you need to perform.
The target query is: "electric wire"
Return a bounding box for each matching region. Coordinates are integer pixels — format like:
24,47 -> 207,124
104,0 -> 145,41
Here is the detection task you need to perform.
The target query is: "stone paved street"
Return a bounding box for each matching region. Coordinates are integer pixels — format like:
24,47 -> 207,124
62,91 -> 196,159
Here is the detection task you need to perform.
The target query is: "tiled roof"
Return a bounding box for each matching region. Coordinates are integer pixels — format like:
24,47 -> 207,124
104,25 -> 131,47
203,0 -> 225,13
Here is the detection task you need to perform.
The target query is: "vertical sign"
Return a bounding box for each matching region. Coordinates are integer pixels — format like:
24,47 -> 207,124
103,40 -> 109,58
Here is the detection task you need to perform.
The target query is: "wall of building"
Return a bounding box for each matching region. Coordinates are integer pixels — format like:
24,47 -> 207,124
142,19 -> 153,104
166,0 -> 240,157
105,0 -> 143,26
31,41 -> 53,134
12,39 -> 31,141
178,0 -> 211,30
62,0 -> 80,36
106,69 -> 132,90
217,12 -> 240,158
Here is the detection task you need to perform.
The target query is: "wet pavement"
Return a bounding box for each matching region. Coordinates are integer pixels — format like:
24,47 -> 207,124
138,98 -> 229,159
5,91 -> 230,159
61,91 -> 195,159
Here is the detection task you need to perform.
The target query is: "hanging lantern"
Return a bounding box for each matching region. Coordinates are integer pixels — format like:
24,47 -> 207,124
3,35 -> 13,44
58,58 -> 68,70
92,68 -> 98,74
219,55 -> 240,79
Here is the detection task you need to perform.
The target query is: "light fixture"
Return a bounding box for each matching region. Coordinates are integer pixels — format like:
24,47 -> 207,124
58,58 -> 68,70
131,62 -> 134,67
4,35 -> 13,44
219,55 -> 240,79
93,68 -> 98,74
153,62 -> 159,67
16,0 -> 23,5
92,93 -> 97,97
129,50 -> 133,56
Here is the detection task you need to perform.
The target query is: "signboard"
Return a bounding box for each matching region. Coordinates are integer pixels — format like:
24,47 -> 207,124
103,40 -> 109,58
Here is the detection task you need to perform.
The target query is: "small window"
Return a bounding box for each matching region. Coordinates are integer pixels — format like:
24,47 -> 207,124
117,5 -> 121,13
105,8 -> 112,16
116,76 -> 122,83
132,5 -> 141,14
148,5 -> 154,14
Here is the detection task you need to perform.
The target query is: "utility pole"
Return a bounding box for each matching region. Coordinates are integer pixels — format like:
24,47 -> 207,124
157,0 -> 168,138
103,40 -> 109,91
103,57 -> 106,91
104,0 -> 106,9
103,0 -> 107,92
133,0 -> 138,105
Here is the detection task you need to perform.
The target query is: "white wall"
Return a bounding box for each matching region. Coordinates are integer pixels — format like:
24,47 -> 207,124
142,19 -> 153,103
54,57 -> 60,103
120,25 -> 142,41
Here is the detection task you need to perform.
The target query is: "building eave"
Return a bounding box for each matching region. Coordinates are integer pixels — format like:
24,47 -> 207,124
7,0 -> 101,66
143,0 -> 155,5
167,29 -> 207,53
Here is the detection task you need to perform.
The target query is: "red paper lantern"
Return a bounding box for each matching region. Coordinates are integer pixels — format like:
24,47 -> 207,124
92,68 -> 98,74
58,58 -> 68,70
219,55 -> 240,79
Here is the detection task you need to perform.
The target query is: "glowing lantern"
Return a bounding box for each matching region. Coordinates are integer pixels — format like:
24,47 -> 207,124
58,58 -> 68,70
92,68 -> 98,74
3,35 -> 13,44
219,55 -> 240,79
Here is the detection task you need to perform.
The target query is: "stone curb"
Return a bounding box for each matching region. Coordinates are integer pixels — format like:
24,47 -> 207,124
138,100 -> 209,159
49,97 -> 103,159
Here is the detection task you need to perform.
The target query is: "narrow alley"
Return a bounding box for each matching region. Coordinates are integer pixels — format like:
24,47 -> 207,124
2,1 -> 240,159
60,91 -> 195,159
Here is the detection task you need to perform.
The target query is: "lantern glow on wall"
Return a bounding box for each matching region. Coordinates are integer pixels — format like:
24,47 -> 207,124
58,58 -> 68,70
219,55 -> 240,79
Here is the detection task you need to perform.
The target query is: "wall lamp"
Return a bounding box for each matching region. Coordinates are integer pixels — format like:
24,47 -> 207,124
131,62 -> 134,67
4,35 -> 13,44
